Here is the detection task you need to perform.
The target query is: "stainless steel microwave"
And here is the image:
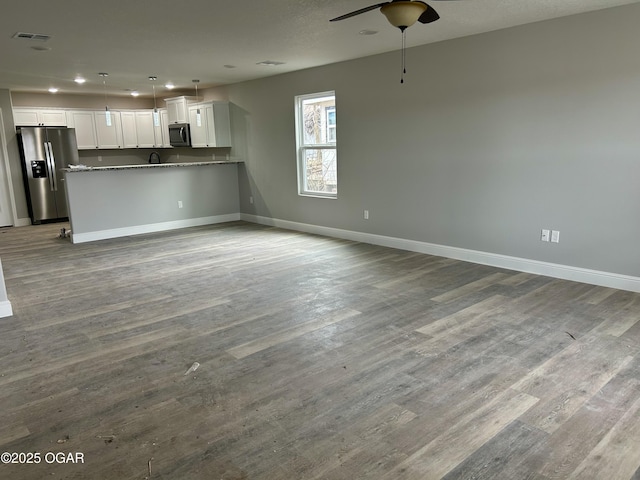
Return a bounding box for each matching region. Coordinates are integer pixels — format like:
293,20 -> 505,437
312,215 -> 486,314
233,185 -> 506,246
168,123 -> 191,147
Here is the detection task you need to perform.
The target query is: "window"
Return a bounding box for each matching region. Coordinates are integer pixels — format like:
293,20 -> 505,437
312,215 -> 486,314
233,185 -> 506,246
295,91 -> 337,197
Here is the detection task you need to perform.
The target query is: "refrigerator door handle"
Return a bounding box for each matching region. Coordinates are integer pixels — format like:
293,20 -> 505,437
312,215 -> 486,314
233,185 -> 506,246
45,142 -> 57,191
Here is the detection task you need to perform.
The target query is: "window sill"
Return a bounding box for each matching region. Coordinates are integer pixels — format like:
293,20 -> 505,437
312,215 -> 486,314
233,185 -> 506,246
298,192 -> 337,200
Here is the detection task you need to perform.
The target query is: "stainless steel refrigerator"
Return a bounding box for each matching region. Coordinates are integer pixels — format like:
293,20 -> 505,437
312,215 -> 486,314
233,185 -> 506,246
17,127 -> 79,224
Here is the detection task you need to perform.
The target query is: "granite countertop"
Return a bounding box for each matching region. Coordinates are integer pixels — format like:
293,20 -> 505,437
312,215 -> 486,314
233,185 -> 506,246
62,161 -> 242,173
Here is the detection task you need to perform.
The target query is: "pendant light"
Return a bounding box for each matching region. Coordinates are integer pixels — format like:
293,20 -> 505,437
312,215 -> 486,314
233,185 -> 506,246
149,76 -> 160,127
98,72 -> 112,126
193,79 -> 201,127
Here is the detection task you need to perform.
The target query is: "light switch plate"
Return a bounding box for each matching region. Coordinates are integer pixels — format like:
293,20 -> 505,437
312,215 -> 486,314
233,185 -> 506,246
541,229 -> 550,242
551,230 -> 560,243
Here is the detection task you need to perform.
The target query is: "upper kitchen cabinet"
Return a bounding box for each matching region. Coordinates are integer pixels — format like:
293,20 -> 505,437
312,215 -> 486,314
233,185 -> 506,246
13,108 -> 67,127
164,96 -> 198,124
188,102 -> 231,148
158,109 -> 171,147
121,110 -> 167,148
94,111 -> 123,149
65,111 -> 97,149
66,110 -> 123,149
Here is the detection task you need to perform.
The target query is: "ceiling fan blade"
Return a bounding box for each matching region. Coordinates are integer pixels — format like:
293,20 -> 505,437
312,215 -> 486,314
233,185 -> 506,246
330,2 -> 389,22
416,2 -> 440,23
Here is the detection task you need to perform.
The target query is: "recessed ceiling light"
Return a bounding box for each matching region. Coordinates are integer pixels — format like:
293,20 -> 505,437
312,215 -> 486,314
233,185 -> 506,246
74,77 -> 86,84
256,60 -> 285,66
48,87 -> 59,93
223,65 -> 237,69
359,29 -> 378,35
31,46 -> 52,51
165,83 -> 175,89
130,91 -> 140,97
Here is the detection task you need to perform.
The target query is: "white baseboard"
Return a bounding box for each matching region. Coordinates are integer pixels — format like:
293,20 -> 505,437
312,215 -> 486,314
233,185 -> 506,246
241,214 -> 640,293
71,214 -> 241,244
14,218 -> 32,227
0,300 -> 12,318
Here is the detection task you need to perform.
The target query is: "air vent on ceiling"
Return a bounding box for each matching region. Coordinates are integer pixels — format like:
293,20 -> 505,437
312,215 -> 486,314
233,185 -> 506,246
12,32 -> 52,42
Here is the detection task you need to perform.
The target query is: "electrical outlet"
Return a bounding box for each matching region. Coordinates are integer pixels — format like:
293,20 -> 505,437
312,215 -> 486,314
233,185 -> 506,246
178,200 -> 183,209
364,210 -> 369,220
551,230 -> 560,243
249,196 -> 254,204
541,229 -> 550,242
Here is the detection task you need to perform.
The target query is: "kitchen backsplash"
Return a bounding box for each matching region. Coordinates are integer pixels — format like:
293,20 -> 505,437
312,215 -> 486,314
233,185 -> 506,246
78,147 -> 233,167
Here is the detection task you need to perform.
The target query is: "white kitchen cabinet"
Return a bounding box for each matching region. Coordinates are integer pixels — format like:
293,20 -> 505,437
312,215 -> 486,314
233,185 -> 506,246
188,102 -> 231,148
134,111 -> 157,148
121,110 -> 166,148
157,109 -> 171,148
165,96 -> 198,124
120,111 -> 138,148
13,108 -> 67,127
65,111 -> 98,149
66,110 -> 123,149
94,111 -> 123,149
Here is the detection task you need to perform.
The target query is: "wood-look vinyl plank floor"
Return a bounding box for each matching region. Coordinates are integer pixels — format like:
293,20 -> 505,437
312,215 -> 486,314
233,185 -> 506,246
1,221 -> 639,479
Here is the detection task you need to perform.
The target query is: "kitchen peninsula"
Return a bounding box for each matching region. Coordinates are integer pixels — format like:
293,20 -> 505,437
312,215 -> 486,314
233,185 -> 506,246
63,161 -> 241,243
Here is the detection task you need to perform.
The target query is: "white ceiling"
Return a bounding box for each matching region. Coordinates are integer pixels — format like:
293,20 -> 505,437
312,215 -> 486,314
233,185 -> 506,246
1,0 -> 638,97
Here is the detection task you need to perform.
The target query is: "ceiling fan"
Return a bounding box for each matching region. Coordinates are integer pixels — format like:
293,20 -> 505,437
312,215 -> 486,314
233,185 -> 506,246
330,0 -> 457,83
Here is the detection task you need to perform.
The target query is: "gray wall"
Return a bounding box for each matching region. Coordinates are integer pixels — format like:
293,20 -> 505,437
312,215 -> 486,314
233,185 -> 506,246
219,4 -> 640,278
64,164 -> 239,236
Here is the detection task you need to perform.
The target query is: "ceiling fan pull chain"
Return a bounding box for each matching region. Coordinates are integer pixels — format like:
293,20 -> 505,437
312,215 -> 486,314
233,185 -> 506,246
401,28 -> 406,84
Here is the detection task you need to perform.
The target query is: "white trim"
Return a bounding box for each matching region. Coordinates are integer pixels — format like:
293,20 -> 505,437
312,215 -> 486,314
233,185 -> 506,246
71,214 -> 241,244
0,300 -> 12,318
14,218 -> 32,227
240,214 -> 640,293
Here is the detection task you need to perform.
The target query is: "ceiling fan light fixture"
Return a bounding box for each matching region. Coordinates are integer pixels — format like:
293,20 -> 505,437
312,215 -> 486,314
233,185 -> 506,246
380,1 -> 427,29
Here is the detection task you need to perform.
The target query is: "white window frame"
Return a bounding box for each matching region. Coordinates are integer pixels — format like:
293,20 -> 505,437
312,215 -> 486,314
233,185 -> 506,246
326,106 -> 336,143
295,91 -> 337,198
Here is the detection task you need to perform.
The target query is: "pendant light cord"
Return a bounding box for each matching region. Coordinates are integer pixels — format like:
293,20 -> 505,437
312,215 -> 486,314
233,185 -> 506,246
101,75 -> 108,111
